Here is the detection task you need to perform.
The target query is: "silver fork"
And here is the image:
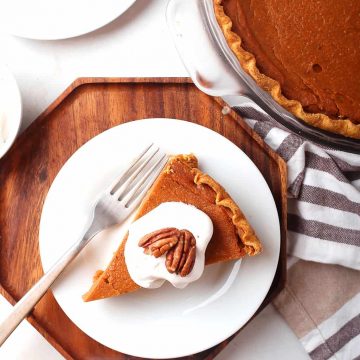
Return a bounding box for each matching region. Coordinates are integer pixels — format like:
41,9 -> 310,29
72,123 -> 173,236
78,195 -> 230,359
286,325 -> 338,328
0,143 -> 168,346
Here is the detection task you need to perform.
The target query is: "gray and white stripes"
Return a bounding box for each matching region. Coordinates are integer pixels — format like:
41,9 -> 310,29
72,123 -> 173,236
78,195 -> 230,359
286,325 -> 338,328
273,260 -> 360,360
232,102 -> 360,360
235,105 -> 360,270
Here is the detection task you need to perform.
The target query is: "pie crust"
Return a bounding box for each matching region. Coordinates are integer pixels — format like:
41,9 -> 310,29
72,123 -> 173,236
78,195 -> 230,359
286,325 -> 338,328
214,0 -> 360,139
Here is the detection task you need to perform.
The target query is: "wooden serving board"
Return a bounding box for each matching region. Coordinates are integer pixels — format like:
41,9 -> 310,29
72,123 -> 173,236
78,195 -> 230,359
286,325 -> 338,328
0,78 -> 287,359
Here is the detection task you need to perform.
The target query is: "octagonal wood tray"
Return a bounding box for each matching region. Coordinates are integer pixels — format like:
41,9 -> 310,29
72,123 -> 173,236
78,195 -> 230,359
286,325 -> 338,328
0,78 -> 287,359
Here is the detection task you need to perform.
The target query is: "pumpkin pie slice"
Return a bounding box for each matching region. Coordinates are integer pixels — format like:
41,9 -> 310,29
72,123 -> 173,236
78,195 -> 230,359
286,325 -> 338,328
83,154 -> 261,302
214,0 -> 360,139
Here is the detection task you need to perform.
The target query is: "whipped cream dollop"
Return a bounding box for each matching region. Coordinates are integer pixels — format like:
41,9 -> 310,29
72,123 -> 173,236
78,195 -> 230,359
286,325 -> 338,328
124,202 -> 213,289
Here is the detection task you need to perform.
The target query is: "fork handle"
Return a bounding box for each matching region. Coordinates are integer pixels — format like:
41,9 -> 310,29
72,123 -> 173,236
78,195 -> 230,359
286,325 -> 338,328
0,233 -> 94,346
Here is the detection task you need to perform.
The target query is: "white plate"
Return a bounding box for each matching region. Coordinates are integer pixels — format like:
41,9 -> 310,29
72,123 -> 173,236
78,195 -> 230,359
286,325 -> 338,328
39,119 -> 280,358
0,64 -> 22,160
0,0 -> 136,40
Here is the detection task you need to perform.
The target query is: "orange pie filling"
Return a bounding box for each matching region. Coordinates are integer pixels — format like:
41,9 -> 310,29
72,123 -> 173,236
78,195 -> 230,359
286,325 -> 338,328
214,0 -> 360,138
83,154 -> 262,301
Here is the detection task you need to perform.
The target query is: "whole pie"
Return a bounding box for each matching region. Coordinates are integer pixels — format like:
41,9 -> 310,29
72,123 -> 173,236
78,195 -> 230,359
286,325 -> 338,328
214,0 -> 360,139
83,154 -> 261,301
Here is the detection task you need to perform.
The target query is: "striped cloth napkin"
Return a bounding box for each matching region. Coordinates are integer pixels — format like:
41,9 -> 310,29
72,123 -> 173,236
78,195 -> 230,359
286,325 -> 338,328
230,99 -> 360,360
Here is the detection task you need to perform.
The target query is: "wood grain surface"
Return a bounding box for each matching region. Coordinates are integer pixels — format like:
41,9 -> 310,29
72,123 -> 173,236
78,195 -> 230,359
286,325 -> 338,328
0,78 -> 287,359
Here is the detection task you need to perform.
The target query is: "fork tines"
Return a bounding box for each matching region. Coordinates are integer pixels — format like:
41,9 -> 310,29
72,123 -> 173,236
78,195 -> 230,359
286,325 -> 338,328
110,144 -> 168,208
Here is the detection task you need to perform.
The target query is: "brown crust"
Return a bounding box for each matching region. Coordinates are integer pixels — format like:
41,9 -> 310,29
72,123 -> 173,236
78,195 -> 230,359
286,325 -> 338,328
213,0 -> 360,139
192,167 -> 261,256
176,154 -> 262,256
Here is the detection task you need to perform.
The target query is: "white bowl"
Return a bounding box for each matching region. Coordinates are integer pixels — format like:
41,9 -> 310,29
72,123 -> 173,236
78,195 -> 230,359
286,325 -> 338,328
0,65 -> 22,159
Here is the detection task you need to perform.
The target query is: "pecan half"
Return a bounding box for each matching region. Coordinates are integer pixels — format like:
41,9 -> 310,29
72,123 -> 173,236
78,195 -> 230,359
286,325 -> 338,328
138,228 -> 180,257
138,228 -> 196,277
165,230 -> 196,277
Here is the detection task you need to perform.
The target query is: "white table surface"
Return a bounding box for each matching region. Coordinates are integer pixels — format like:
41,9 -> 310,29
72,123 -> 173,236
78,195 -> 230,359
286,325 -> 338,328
0,1 -> 309,359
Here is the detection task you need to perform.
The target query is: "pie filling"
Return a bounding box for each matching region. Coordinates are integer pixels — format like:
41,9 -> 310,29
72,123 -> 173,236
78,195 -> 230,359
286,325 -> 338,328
82,154 -> 262,301
214,0 -> 360,138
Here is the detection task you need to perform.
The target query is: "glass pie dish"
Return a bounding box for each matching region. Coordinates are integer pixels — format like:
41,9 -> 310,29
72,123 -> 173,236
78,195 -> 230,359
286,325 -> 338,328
166,0 -> 360,154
